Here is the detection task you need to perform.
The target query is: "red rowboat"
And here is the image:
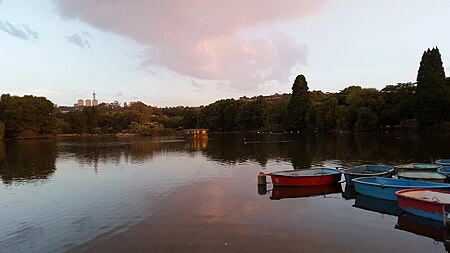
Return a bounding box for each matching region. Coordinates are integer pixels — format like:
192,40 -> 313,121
396,188 -> 450,221
269,168 -> 342,186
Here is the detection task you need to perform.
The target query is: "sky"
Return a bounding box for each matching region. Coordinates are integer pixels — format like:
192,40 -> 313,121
1,0 -> 450,107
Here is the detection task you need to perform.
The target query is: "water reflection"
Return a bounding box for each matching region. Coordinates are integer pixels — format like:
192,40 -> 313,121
204,132 -> 450,169
2,132 -> 450,184
351,194 -> 449,252
185,138 -> 208,150
353,194 -> 403,216
396,213 -> 450,252
1,133 -> 450,252
0,140 -> 57,184
396,213 -> 446,243
58,136 -> 187,166
342,184 -> 357,200
269,184 -> 342,200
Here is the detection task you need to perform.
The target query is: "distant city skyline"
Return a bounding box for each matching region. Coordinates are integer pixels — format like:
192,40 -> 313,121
1,0 -> 450,107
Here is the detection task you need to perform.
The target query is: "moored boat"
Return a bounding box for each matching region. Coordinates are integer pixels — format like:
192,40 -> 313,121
438,166 -> 450,182
396,188 -> 450,221
436,159 -> 450,166
343,165 -> 394,185
394,163 -> 441,172
397,171 -> 446,183
269,168 -> 342,186
352,177 -> 450,201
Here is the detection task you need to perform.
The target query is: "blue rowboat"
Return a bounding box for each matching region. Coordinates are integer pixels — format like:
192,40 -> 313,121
436,159 -> 450,166
437,166 -> 450,182
394,163 -> 441,172
397,171 -> 446,183
343,165 -> 394,185
352,177 -> 450,201
396,188 -> 450,221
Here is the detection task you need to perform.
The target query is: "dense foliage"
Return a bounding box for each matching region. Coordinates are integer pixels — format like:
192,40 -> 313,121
0,94 -> 56,139
414,47 -> 450,128
2,47 -> 450,139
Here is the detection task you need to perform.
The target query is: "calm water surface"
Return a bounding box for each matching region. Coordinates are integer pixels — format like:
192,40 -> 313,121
1,133 -> 450,252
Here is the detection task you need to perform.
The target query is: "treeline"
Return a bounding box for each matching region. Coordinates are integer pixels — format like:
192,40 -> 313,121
1,47 -> 449,139
0,94 -> 55,139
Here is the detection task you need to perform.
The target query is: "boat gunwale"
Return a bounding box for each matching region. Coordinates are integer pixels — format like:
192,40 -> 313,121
437,166 -> 450,175
397,171 -> 446,180
343,165 -> 394,177
395,188 -> 450,205
270,168 -> 342,178
394,163 -> 442,170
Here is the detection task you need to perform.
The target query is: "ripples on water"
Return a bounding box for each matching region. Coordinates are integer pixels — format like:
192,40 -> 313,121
1,133 -> 450,252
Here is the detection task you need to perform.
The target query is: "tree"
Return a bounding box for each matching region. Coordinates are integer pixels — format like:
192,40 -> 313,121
0,94 -> 56,138
264,100 -> 288,132
287,75 -> 311,131
182,107 -> 201,129
63,110 -> 86,134
414,47 -> 449,127
336,88 -> 384,131
83,106 -> 100,133
0,121 -> 4,140
380,82 -> 416,127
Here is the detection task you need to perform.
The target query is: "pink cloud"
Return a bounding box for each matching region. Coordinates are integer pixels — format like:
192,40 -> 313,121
56,0 -> 324,90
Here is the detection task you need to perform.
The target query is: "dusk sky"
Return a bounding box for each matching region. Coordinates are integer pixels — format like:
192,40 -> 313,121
1,0 -> 450,107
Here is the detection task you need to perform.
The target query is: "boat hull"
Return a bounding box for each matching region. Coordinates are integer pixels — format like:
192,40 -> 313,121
437,166 -> 450,182
396,189 -> 450,221
436,159 -> 450,166
397,171 -> 446,183
352,177 -> 450,201
343,165 -> 394,185
270,168 -> 342,186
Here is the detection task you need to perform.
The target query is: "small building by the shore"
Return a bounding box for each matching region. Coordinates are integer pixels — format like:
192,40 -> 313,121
184,129 -> 208,139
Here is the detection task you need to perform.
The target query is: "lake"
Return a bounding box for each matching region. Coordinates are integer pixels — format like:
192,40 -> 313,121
1,132 -> 450,253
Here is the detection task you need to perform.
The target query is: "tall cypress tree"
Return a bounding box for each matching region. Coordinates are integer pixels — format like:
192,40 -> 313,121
287,74 -> 311,130
414,47 -> 449,127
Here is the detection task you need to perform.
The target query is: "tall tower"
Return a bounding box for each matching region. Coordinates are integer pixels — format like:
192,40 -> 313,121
92,90 -> 98,106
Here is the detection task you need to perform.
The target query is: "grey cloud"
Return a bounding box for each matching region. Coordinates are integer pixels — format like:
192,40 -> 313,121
191,79 -> 203,88
66,32 -> 92,48
116,92 -> 123,97
191,79 -> 204,92
0,20 -> 39,41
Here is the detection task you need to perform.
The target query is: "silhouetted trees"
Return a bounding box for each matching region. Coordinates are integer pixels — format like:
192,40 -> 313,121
3,47 -> 450,138
287,75 -> 311,131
